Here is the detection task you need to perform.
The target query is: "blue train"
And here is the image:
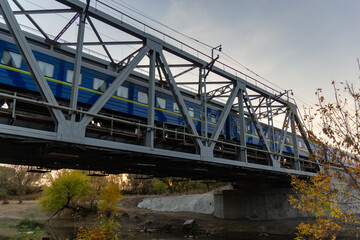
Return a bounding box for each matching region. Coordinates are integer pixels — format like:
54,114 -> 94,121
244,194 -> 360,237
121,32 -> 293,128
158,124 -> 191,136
0,29 -> 309,163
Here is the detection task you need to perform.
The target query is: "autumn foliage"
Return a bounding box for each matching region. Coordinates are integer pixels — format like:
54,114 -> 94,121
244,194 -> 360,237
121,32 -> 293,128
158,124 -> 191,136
76,184 -> 121,240
38,170 -> 92,220
290,81 -> 360,239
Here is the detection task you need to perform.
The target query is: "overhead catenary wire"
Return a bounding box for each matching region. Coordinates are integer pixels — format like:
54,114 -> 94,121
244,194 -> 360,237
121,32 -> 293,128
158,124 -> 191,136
16,0 -> 315,109
98,0 -> 316,107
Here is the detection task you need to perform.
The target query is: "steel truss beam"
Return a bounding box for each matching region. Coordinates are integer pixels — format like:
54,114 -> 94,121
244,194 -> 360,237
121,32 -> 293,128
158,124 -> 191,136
157,51 -> 203,152
0,0 -> 66,129
145,50 -> 156,148
0,0 -> 316,177
79,45 -> 149,130
13,9 -> 77,15
12,0 -> 50,41
69,11 -> 86,123
206,83 -> 233,102
209,83 -> 240,150
86,16 -> 115,64
60,41 -> 143,46
243,89 -> 280,168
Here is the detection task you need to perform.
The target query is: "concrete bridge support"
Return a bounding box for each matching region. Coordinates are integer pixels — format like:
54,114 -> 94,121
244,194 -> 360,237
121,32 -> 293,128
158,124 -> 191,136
214,186 -> 301,220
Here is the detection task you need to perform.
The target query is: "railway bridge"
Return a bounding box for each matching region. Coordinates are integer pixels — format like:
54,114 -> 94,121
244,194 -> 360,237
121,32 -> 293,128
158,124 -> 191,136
0,0 -> 319,219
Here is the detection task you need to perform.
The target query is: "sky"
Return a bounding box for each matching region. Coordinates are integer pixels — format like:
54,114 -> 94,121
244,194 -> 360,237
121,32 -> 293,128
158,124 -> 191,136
115,0 -> 360,107
5,0 -> 360,109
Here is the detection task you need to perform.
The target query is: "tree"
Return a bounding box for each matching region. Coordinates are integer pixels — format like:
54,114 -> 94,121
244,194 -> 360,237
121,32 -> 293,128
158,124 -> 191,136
38,170 -> 93,221
290,81 -> 360,239
98,184 -> 122,217
11,165 -> 43,203
76,184 -> 121,240
0,166 -> 14,204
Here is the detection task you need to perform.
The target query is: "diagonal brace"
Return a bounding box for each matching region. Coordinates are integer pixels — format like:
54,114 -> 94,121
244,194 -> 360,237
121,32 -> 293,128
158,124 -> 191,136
243,90 -> 280,168
276,109 -> 291,161
87,16 -> 115,64
0,0 -> 66,126
12,0 -> 50,41
79,45 -> 149,129
157,51 -> 203,150
209,83 -> 240,150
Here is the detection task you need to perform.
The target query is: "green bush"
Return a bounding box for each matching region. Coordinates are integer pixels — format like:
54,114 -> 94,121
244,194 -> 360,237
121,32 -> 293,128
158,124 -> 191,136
17,217 -> 43,230
38,171 -> 92,214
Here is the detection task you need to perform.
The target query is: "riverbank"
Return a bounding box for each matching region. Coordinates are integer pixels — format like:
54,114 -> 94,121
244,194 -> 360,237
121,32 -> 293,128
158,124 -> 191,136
0,195 -> 298,239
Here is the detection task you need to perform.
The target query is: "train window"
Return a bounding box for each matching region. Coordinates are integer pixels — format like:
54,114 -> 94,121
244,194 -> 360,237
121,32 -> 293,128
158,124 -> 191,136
263,129 -> 268,139
286,136 -> 292,145
156,97 -> 166,109
93,78 -> 107,92
66,70 -> 82,85
38,61 -> 54,78
210,114 -> 216,123
116,86 -> 128,98
138,91 -> 148,104
246,124 -> 251,133
1,50 -> 22,68
173,103 -> 180,113
188,107 -> 195,118
299,140 -> 304,149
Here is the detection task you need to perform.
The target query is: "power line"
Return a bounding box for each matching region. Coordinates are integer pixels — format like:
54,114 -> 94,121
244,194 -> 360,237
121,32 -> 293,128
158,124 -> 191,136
21,0 -> 314,109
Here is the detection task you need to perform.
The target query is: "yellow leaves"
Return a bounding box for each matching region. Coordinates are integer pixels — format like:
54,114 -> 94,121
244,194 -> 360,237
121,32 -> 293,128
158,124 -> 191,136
295,217 -> 342,240
98,184 -> 122,215
76,185 -> 121,240
290,171 -> 358,239
75,217 -> 119,240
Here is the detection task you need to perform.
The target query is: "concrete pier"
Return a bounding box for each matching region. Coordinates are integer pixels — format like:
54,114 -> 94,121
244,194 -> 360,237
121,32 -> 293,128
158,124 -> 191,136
214,188 -> 301,220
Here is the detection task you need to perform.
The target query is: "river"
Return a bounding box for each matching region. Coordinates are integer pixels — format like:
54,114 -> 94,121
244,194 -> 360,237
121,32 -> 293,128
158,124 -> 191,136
23,227 -> 296,240
0,226 -> 295,240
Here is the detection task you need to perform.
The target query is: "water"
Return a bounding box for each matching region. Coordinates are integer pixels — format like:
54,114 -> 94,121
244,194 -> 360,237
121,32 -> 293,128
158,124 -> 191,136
1,226 -> 295,240
117,232 -> 295,240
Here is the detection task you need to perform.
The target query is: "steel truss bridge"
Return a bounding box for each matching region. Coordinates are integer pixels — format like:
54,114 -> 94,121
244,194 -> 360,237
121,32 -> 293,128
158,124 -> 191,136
0,0 -> 316,181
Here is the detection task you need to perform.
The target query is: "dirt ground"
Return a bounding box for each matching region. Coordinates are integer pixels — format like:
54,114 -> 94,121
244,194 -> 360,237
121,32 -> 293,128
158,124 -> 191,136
0,196 -> 299,238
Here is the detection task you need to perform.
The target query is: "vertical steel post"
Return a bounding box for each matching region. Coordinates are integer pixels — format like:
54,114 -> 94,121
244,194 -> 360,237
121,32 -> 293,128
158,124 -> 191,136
199,68 -> 208,140
146,50 -> 156,148
291,110 -> 300,170
238,88 -> 247,162
69,11 -> 86,123
266,98 -> 275,152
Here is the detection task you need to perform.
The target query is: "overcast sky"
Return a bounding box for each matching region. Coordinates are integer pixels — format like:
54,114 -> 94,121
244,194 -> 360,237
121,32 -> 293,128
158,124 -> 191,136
116,0 -> 360,107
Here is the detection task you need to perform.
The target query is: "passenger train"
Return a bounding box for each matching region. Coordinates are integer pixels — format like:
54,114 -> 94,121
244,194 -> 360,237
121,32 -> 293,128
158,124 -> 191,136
0,25 -> 309,164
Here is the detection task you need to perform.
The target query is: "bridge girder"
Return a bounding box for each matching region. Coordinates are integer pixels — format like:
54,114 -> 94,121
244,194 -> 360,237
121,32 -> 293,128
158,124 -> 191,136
0,0 -> 316,179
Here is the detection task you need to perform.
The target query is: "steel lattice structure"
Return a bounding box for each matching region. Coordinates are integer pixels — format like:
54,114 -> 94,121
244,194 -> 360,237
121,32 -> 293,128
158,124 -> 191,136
0,0 -> 317,180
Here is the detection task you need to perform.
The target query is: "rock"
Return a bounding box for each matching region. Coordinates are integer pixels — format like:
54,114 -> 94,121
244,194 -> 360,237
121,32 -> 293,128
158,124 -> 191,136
183,219 -> 196,235
184,219 -> 195,227
146,228 -> 157,233
259,233 -> 269,237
